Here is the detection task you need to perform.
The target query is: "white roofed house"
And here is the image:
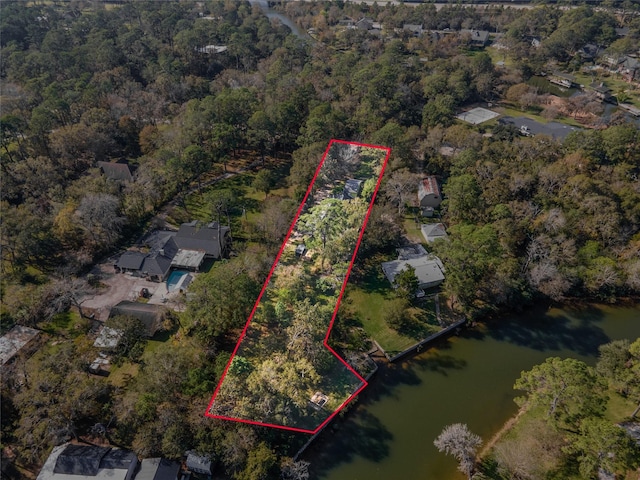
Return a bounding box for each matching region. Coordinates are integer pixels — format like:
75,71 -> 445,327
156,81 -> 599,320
382,254 -> 445,291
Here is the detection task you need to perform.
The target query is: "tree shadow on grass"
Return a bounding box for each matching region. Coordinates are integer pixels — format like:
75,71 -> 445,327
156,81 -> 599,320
305,410 -> 393,477
484,304 -> 609,357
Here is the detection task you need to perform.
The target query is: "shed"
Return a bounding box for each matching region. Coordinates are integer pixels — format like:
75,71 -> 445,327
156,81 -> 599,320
421,223 -> 448,243
341,179 -> 363,200
0,325 -> 40,365
137,458 -> 180,480
93,326 -> 123,349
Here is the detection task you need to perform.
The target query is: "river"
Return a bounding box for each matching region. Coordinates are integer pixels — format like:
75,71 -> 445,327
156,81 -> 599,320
304,303 -> 640,479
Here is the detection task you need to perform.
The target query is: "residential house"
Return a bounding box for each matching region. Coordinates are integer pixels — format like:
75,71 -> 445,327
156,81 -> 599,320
548,71 -> 577,88
418,176 -> 442,210
421,223 -> 448,243
355,17 -> 373,30
397,244 -> 428,261
173,221 -> 231,260
97,161 -> 134,183
185,452 -> 213,476
381,255 -> 445,291
601,54 -> 625,70
403,24 -> 424,37
461,29 -> 490,47
621,55 -> 639,82
588,82 -> 614,102
115,221 -> 231,282
37,444 -> 137,480
0,325 -> 40,365
136,458 -> 180,480
580,43 -> 599,61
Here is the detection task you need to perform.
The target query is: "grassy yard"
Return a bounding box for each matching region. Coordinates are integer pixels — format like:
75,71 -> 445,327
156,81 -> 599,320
496,105 -> 585,128
572,70 -> 640,108
485,46 -> 515,68
168,157 -> 295,244
481,393 -> 639,480
343,260 -> 440,356
39,311 -> 89,338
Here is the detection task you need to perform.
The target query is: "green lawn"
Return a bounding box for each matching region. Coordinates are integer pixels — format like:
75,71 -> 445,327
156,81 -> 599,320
40,311 -> 89,338
496,105 -> 585,128
485,46 -> 515,68
482,392 -> 640,480
344,263 -> 440,355
572,71 -> 640,108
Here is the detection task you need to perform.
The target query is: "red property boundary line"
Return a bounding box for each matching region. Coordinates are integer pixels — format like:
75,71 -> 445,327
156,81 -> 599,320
205,139 -> 391,434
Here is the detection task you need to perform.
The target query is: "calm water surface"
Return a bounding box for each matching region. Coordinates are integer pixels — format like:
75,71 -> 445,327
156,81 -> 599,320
305,304 -> 640,479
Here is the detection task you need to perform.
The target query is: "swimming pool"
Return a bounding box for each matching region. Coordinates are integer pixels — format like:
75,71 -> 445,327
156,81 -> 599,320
166,270 -> 191,292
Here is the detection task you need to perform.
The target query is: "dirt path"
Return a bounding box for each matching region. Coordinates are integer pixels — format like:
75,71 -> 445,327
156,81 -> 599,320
478,407 -> 527,458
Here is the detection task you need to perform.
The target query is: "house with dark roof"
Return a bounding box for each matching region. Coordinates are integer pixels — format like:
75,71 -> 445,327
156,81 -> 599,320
173,221 -> 230,260
403,24 -> 424,36
580,43 -> 599,61
621,55 -> 640,82
588,82 -> 614,102
97,161 -> 135,183
418,176 -> 442,210
185,452 -> 213,476
37,444 -> 137,480
115,221 -> 230,282
136,458 -> 180,480
461,29 -> 490,47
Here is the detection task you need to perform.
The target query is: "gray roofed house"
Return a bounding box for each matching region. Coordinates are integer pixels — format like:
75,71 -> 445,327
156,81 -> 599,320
109,301 -> 166,337
136,458 -> 180,480
186,452 -> 213,476
97,161 -> 134,182
382,255 -> 445,291
115,221 -> 230,282
37,443 -> 137,480
0,325 -> 40,365
403,24 -> 424,36
115,251 -> 146,272
397,244 -> 428,260
421,223 -> 448,243
461,29 -> 490,46
139,250 -> 174,281
174,221 -> 230,259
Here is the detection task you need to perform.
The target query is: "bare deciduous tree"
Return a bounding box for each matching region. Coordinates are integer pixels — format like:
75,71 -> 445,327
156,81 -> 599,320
434,423 -> 482,480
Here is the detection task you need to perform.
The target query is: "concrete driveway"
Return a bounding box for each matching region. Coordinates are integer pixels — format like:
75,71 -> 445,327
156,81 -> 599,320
82,264 -> 167,321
